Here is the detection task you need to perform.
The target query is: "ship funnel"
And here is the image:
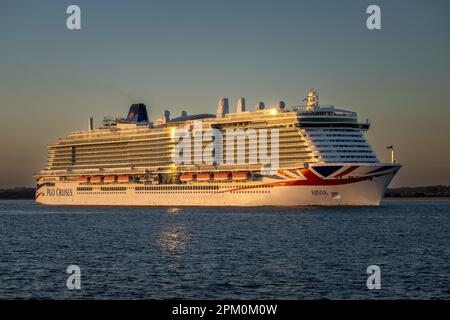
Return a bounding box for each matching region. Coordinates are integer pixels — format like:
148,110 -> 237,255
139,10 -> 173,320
277,101 -> 286,110
88,117 -> 94,131
255,101 -> 265,110
164,110 -> 171,123
237,97 -> 246,113
216,98 -> 229,118
127,103 -> 149,122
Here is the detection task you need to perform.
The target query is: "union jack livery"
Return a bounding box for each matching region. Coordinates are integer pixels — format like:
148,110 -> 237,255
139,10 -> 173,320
35,89 -> 400,206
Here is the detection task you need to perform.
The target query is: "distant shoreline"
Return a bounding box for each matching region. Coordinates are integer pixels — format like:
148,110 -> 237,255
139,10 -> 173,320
1,186 -> 449,200
0,188 -> 35,200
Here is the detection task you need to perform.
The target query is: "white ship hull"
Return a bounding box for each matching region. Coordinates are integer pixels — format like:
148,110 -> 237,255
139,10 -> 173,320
36,164 -> 400,206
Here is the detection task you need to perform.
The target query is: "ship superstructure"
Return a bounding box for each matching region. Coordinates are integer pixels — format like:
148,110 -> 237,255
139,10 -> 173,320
35,89 -> 400,206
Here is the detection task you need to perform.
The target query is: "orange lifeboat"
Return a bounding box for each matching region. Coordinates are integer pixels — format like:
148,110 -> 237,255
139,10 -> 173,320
232,172 -> 250,180
103,176 -> 116,183
118,175 -> 131,183
90,176 -> 102,183
77,176 -> 90,183
196,173 -> 211,181
213,172 -> 230,181
180,173 -> 196,181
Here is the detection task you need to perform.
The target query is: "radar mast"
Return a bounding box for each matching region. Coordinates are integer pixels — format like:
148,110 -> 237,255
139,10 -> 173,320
306,89 -> 319,111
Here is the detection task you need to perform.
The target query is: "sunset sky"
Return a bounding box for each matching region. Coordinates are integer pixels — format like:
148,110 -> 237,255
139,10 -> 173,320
0,0 -> 449,188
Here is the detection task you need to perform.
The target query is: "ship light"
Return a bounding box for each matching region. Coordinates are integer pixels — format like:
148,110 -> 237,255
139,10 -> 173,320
269,108 -> 278,115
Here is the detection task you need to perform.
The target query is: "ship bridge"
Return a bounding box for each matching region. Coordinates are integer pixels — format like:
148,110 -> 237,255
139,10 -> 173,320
295,90 -> 378,164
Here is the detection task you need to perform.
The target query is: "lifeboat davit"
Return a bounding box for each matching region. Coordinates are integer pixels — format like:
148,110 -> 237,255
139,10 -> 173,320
180,173 -> 196,181
213,172 -> 230,181
232,172 -> 250,180
196,173 -> 211,181
118,175 -> 131,183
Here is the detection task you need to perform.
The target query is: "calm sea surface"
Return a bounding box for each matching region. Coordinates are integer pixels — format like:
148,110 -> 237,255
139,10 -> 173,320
0,199 -> 448,299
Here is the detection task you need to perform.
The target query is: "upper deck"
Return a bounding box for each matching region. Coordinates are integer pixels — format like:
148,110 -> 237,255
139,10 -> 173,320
37,90 -> 378,179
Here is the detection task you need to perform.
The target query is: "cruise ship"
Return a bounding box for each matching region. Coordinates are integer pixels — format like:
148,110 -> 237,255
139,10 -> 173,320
35,89 -> 400,206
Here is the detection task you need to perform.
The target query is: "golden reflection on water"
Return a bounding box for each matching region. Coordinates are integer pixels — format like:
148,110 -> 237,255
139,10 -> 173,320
158,226 -> 191,253
166,207 -> 181,214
